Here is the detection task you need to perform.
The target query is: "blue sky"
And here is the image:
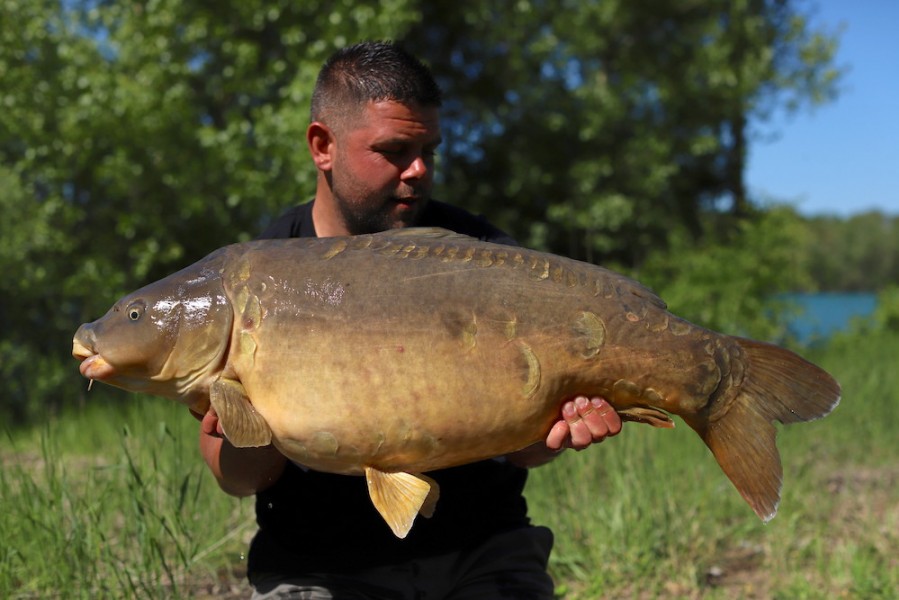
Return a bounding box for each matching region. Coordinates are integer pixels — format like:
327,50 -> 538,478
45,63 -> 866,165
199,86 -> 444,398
745,0 -> 899,217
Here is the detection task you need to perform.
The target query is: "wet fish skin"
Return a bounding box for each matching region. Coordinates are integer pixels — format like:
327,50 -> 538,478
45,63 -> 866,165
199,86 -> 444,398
72,228 -> 840,537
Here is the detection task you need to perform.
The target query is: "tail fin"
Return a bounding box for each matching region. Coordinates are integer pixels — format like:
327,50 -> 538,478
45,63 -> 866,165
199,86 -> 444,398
687,338 -> 840,522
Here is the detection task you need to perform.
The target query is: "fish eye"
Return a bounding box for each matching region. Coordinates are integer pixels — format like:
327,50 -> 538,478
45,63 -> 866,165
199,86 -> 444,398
127,303 -> 144,321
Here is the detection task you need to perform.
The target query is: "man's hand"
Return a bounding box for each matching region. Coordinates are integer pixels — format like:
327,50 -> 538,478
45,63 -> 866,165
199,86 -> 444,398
546,396 -> 621,451
191,406 -> 224,438
507,396 -> 622,468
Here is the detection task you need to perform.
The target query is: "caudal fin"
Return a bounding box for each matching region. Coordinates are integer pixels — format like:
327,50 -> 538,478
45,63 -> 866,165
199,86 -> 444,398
688,338 -> 840,522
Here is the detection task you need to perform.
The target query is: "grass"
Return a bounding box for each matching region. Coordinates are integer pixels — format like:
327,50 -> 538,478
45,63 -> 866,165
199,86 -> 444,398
1,401 -> 255,599
2,330 -> 897,598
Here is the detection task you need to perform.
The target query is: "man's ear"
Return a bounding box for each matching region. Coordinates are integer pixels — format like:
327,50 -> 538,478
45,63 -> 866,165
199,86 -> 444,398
307,121 -> 334,171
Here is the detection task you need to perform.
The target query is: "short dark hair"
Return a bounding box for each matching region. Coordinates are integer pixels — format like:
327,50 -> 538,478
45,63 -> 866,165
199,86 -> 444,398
311,41 -> 442,129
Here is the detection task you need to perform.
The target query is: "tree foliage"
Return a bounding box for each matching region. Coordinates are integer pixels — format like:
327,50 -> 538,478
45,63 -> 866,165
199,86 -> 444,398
404,0 -> 842,264
1,0 -> 843,423
636,205 -> 814,339
800,212 -> 899,292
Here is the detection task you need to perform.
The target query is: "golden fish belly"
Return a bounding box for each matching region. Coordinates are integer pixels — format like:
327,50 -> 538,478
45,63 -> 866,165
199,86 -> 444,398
236,324 -> 569,474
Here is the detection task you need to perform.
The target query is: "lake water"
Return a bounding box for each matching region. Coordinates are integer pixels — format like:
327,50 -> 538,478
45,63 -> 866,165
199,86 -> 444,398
783,292 -> 878,343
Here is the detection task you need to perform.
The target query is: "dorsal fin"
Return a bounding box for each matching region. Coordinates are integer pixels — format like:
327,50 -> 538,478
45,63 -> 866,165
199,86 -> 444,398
375,227 -> 475,241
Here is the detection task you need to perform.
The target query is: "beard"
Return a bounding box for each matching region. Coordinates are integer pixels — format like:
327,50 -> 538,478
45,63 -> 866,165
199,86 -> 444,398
326,155 -> 432,235
336,194 -> 429,235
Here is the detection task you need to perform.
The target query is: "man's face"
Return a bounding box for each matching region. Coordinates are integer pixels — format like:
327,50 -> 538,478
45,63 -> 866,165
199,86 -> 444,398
328,100 -> 441,234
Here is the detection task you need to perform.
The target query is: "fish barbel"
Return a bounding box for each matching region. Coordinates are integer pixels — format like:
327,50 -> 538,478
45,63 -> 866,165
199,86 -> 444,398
72,228 -> 840,537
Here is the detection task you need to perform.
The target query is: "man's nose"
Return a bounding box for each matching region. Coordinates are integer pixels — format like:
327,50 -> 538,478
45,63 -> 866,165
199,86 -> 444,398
401,156 -> 429,180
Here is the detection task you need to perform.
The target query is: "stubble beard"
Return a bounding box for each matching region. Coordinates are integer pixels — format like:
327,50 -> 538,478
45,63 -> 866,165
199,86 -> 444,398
338,194 -> 429,235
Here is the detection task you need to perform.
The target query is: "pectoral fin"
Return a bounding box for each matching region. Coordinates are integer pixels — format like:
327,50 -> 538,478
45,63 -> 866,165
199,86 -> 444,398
365,467 -> 440,538
209,378 -> 272,447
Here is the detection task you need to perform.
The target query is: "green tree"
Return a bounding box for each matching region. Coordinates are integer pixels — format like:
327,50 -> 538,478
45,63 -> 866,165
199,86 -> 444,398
635,205 -> 813,339
405,0 -> 842,265
801,212 -> 898,291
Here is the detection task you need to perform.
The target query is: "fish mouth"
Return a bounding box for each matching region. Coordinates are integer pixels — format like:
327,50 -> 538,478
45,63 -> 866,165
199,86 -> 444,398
72,340 -> 93,361
73,341 -> 115,380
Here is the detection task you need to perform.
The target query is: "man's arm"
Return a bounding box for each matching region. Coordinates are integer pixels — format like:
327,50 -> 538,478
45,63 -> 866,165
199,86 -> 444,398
195,409 -> 287,497
507,396 -> 622,468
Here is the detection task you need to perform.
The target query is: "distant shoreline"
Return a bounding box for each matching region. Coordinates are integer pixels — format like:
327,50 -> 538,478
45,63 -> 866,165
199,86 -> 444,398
781,292 -> 877,343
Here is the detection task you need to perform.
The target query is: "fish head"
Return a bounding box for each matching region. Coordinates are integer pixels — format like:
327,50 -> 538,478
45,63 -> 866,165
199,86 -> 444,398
73,259 -> 233,405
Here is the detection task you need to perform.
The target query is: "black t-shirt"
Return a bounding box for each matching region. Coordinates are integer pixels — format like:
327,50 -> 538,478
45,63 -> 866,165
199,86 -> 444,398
247,200 -> 532,579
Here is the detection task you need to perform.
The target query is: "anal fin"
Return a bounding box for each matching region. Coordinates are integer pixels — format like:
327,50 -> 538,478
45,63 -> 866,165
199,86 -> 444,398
209,378 -> 272,447
365,467 -> 440,538
618,406 -> 675,428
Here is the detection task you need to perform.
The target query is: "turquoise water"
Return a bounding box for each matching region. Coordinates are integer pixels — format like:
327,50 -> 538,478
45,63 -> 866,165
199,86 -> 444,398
783,292 -> 878,343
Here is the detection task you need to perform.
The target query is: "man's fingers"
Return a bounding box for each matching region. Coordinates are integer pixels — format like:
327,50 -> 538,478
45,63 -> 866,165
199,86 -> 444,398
545,420 -> 571,451
565,396 -> 622,450
564,397 -> 602,450
200,408 -> 224,437
546,396 -> 622,453
582,397 -> 622,438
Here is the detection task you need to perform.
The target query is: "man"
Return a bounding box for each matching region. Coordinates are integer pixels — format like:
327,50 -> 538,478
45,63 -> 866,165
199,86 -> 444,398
197,41 -> 622,599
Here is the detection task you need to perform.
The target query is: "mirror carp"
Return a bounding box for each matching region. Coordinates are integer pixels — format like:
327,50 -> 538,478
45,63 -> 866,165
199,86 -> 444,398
73,228 -> 840,538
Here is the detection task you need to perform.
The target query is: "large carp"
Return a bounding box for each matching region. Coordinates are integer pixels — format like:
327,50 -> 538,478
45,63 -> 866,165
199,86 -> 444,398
73,228 -> 839,538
